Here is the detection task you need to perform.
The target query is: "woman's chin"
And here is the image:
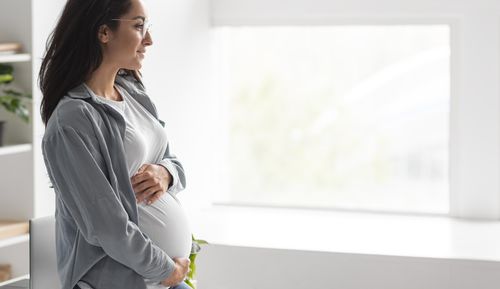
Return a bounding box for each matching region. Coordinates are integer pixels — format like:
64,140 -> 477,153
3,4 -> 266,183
134,60 -> 143,69
123,62 -> 142,71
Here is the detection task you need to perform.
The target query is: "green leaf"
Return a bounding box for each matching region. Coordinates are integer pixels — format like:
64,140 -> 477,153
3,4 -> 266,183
192,234 -> 209,246
3,89 -> 22,96
186,234 -> 207,289
0,64 -> 14,85
0,94 -> 31,123
189,253 -> 197,263
195,239 -> 209,245
185,278 -> 196,289
0,74 -> 13,84
188,253 -> 197,278
15,106 -> 30,123
0,64 -> 13,75
0,84 -> 31,123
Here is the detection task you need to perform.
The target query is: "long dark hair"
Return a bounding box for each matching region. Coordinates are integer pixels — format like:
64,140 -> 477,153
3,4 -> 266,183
39,0 -> 142,126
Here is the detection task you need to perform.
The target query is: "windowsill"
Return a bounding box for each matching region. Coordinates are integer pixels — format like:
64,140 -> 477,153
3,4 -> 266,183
187,204 -> 500,262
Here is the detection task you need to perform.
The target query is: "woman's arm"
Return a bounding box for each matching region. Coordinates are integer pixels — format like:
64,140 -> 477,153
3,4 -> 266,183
157,141 -> 186,196
42,125 -> 175,282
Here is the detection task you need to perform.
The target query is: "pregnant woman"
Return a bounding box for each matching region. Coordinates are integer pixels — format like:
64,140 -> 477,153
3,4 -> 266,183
39,0 -> 191,288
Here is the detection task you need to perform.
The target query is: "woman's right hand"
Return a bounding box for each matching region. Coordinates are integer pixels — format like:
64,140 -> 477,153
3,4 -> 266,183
161,257 -> 190,287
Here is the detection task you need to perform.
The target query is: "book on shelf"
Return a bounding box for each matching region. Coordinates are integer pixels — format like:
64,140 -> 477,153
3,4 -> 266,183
0,43 -> 22,55
0,221 -> 29,241
0,264 -> 12,282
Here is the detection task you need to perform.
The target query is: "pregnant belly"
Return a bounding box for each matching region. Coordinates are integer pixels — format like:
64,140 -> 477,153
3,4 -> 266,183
137,193 -> 192,258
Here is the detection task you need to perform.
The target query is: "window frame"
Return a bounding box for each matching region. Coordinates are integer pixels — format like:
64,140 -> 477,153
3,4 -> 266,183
209,0 -> 500,220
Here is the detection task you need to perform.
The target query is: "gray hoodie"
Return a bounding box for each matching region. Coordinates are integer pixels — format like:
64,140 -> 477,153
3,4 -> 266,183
41,71 -> 186,289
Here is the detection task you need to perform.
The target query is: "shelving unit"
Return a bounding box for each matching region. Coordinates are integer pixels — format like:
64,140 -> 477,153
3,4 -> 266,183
0,54 -> 31,63
0,144 -> 32,156
0,234 -> 29,249
0,274 -> 29,288
0,0 -> 34,283
0,222 -> 29,242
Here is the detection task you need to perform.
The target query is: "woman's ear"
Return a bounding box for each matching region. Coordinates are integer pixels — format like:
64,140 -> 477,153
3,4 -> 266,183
97,24 -> 111,43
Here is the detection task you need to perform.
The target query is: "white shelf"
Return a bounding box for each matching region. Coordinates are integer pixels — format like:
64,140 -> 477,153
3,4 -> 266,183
0,144 -> 32,156
0,273 -> 29,287
0,53 -> 31,63
0,234 -> 29,249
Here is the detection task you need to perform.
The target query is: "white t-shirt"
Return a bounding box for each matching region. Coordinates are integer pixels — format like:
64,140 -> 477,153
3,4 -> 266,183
78,84 -> 192,289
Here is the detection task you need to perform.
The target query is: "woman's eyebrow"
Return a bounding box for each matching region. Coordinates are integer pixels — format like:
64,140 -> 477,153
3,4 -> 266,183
131,16 -> 146,21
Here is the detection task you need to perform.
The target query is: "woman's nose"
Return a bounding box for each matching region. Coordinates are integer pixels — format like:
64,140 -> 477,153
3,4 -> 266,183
143,31 -> 153,46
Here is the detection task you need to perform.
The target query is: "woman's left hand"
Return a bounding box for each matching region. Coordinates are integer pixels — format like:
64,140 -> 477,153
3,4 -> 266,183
131,163 -> 172,205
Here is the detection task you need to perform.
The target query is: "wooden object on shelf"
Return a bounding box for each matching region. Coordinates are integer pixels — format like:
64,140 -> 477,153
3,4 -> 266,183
0,221 -> 29,241
0,43 -> 22,55
0,264 -> 12,282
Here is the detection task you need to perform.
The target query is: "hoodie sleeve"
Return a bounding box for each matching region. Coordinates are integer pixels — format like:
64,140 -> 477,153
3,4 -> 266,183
42,125 -> 175,282
157,139 -> 186,196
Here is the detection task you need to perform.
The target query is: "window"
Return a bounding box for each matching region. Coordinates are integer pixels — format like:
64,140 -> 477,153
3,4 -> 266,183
212,25 -> 450,214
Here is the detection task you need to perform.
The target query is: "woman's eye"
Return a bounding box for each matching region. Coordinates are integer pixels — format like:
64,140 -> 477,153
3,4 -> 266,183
135,24 -> 144,30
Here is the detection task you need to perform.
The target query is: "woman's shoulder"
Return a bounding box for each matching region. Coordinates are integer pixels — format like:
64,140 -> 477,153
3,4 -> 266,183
44,95 -> 102,140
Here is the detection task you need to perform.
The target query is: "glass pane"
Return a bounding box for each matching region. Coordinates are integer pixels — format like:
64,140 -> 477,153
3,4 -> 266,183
212,25 -> 450,214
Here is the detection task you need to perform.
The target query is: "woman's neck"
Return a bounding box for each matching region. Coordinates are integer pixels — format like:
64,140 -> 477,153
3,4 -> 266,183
85,64 -> 121,100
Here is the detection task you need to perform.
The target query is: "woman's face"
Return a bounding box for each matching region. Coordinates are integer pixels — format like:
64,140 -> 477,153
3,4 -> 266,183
101,0 -> 153,70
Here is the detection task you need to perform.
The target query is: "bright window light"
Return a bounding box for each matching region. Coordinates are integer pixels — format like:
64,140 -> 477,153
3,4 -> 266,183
212,25 -> 450,214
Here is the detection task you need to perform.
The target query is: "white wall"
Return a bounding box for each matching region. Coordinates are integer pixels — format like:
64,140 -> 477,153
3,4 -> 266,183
32,0 -> 67,218
139,0 -> 214,211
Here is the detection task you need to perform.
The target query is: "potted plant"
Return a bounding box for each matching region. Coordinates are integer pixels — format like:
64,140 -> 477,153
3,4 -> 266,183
0,63 -> 31,146
185,234 -> 208,289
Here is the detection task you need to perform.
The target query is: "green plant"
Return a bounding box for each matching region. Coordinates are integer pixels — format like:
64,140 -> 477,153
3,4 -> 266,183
0,64 -> 31,123
185,234 -> 208,289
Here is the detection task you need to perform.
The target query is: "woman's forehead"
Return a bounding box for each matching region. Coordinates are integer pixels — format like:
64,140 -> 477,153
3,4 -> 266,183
123,0 -> 148,19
